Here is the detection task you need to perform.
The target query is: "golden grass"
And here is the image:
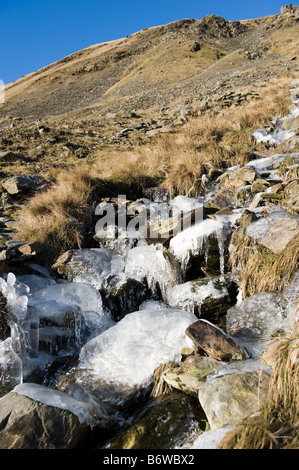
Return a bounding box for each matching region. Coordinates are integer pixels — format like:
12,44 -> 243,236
218,319 -> 299,449
230,233 -> 299,298
14,76 -> 294,259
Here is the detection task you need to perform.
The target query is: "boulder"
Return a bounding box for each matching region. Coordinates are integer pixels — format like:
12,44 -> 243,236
0,151 -> 21,163
208,187 -> 237,210
185,319 -> 247,361
282,115 -> 299,131
0,385 -> 94,449
197,370 -> 270,429
108,391 -> 204,449
281,179 -> 299,214
228,167 -> 256,184
167,275 -> 238,325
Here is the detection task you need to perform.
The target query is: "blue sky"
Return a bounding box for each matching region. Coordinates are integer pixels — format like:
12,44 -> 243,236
0,0 -> 286,84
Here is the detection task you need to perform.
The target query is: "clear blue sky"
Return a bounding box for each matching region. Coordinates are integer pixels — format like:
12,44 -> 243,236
0,0 -> 287,84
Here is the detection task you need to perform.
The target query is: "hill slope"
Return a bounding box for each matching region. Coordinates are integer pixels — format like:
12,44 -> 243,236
1,6 -> 299,124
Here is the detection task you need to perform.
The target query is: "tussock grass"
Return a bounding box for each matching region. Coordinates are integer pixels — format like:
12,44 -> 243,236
230,233 -> 299,298
218,319 -> 299,449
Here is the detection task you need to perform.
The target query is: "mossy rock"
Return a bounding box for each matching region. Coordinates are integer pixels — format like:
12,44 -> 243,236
108,391 -> 205,449
163,356 -> 226,396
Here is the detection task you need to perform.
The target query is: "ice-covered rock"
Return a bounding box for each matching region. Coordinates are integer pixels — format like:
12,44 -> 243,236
125,244 -> 178,299
226,292 -> 287,338
167,276 -> 237,322
245,208 -> 299,254
74,308 -> 197,405
185,426 -> 233,449
169,217 -> 234,276
28,282 -> 114,348
13,383 -> 98,425
51,248 -> 125,290
197,370 -> 270,430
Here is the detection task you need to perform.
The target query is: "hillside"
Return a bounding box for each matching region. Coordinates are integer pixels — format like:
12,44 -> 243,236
0,4 -> 298,451
1,6 -> 299,123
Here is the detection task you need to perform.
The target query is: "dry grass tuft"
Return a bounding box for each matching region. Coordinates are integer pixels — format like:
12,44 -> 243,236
230,233 -> 299,298
150,362 -> 176,398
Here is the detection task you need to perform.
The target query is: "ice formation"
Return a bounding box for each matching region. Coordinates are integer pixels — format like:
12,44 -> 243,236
13,383 -> 97,425
78,308 -> 197,390
169,217 -> 232,275
28,282 -> 114,344
59,248 -> 125,290
186,426 -> 233,449
167,278 -> 229,314
0,338 -> 23,390
226,292 -> 287,339
125,244 -> 177,299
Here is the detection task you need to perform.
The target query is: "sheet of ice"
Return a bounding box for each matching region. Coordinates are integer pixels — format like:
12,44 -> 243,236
252,127 -> 295,145
169,195 -> 203,215
13,383 -> 96,425
15,274 -> 56,293
245,153 -> 298,172
125,245 -> 176,298
61,248 -> 125,290
79,308 -> 197,390
205,357 -> 271,383
186,427 -> 233,449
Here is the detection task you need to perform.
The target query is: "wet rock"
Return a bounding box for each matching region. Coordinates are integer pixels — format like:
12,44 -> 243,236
185,319 -> 247,361
101,276 -> 151,322
108,391 -> 204,449
197,370 -> 270,429
0,386 -> 94,449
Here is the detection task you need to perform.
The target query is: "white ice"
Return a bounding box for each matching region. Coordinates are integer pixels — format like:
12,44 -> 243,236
226,292 -> 287,339
78,308 -> 197,390
169,218 -> 231,274
12,383 -> 97,425
59,248 -> 125,290
185,426 -> 233,449
125,244 -> 176,298
28,282 -> 113,340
